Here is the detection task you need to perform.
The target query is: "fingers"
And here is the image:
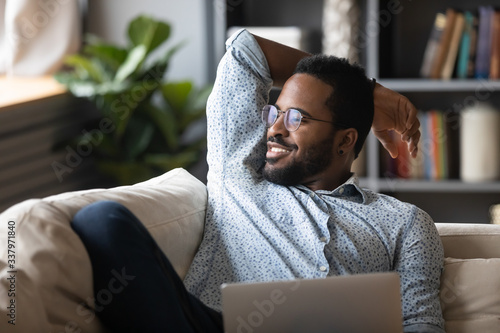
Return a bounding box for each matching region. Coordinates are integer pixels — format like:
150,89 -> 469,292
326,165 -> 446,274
405,129 -> 420,158
374,130 -> 399,159
404,97 -> 419,132
402,116 -> 420,142
398,96 -> 421,158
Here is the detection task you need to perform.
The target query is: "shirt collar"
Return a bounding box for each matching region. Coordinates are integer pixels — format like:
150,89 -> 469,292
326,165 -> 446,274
294,173 -> 368,204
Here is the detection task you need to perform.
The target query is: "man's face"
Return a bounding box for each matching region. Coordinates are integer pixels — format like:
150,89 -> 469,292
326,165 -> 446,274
263,73 -> 341,186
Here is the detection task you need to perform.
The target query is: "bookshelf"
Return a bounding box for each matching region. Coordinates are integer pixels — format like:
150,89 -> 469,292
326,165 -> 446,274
366,0 -> 500,223
224,0 -> 500,223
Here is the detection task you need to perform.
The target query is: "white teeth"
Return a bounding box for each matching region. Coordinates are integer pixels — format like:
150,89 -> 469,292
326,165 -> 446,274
271,147 -> 291,153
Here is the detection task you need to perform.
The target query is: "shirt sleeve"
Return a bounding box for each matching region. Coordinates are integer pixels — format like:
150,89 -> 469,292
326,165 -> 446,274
396,208 -> 445,333
205,29 -> 273,183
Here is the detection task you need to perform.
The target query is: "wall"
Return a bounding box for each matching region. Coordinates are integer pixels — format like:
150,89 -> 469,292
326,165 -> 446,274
86,0 -> 216,86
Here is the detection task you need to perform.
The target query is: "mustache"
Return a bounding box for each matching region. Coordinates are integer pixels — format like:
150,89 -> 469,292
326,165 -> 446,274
267,136 -> 297,150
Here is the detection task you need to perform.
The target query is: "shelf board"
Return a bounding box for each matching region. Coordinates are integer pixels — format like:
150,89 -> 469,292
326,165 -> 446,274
0,76 -> 66,109
374,179 -> 500,193
378,79 -> 500,92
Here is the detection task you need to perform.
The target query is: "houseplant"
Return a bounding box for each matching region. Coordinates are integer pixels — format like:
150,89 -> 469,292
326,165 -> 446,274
55,15 -> 211,185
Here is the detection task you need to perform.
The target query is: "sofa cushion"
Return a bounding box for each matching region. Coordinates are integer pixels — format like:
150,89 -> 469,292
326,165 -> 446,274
0,168 -> 207,333
440,257 -> 500,333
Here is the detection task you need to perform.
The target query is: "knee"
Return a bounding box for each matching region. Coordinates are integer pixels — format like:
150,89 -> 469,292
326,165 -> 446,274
71,200 -> 128,239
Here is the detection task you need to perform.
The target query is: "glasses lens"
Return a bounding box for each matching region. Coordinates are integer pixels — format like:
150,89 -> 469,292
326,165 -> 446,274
285,109 -> 302,131
262,105 -> 277,127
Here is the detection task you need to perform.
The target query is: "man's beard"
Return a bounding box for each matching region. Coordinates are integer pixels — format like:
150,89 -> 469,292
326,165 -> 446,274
262,135 -> 334,186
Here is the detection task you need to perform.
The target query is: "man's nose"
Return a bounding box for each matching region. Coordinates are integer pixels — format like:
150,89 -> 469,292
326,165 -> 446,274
267,113 -> 289,137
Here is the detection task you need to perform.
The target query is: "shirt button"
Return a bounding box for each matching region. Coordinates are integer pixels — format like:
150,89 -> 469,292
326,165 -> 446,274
320,236 -> 327,243
319,266 -> 327,272
338,187 -> 345,195
309,192 -> 315,198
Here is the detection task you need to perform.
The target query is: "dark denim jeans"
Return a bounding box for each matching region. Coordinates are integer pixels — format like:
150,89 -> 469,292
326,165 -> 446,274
71,201 -> 223,333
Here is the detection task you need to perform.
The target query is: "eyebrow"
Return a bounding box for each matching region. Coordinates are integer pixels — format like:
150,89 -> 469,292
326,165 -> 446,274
273,104 -> 313,117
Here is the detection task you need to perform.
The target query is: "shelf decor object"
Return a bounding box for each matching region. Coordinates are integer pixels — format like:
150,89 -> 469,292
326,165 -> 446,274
460,103 -> 500,182
322,0 -> 360,63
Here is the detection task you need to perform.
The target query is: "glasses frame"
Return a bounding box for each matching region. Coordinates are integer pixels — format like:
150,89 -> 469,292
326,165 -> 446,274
261,104 -> 341,132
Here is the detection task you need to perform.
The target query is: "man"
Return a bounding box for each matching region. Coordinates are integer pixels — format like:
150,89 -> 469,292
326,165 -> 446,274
72,29 -> 444,333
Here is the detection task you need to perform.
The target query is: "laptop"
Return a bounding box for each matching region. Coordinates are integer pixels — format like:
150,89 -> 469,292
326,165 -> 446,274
221,272 -> 403,333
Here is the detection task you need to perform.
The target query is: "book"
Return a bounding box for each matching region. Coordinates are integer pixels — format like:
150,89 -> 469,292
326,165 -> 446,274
437,112 -> 448,179
475,6 -> 495,78
430,110 -> 441,180
490,10 -> 500,79
441,11 -> 465,79
418,112 -> 431,180
421,112 -> 434,180
429,110 -> 451,180
420,13 -> 447,78
430,8 -> 458,79
444,111 -> 460,179
467,14 -> 479,78
456,11 -> 475,79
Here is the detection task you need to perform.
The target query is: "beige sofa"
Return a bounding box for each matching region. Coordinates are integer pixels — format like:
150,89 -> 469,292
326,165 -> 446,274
0,168 -> 499,332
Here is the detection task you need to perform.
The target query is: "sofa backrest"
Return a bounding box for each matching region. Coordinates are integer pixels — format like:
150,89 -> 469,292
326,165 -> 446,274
436,223 -> 500,333
1,167 -> 499,333
437,223 -> 500,259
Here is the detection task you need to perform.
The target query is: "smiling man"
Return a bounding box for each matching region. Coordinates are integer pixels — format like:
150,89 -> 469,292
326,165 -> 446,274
262,56 -> 373,190
71,29 -> 445,333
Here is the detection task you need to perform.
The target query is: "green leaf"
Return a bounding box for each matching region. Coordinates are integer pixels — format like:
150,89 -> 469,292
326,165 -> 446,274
57,80 -> 130,98
114,44 -> 148,83
137,41 -> 185,82
144,104 -> 178,150
64,55 -> 104,83
53,72 -> 79,86
161,81 -> 193,112
128,15 -> 170,54
84,43 -> 128,71
64,81 -> 100,97
123,117 -> 155,159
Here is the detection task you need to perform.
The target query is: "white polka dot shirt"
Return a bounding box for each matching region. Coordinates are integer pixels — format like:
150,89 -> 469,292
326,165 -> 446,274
183,29 -> 444,333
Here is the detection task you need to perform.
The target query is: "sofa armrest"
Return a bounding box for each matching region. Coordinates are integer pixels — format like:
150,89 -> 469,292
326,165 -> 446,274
0,168 -> 207,333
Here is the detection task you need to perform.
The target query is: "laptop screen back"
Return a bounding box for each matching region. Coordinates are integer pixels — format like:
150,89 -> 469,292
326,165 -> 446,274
221,272 -> 403,333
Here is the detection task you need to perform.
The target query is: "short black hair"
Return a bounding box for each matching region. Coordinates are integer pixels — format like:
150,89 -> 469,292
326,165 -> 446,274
294,55 -> 374,159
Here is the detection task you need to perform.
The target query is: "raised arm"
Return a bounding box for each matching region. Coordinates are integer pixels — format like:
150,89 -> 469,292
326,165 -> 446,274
253,34 -> 421,159
252,34 -> 310,87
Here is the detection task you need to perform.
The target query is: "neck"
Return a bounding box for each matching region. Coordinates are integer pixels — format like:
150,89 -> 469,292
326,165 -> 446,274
301,169 -> 353,192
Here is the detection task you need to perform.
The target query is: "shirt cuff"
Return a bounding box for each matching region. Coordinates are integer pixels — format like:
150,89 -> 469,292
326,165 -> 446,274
404,323 -> 445,333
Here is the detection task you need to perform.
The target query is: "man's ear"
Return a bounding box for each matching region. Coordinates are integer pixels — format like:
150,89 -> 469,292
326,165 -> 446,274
337,129 -> 358,155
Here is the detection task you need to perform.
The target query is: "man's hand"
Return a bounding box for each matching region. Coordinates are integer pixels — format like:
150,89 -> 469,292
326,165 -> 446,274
372,83 -> 420,159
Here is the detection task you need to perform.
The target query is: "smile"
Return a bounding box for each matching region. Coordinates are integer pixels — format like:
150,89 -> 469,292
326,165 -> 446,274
270,147 -> 291,153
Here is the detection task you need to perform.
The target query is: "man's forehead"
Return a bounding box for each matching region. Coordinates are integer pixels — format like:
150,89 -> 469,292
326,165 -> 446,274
277,73 -> 333,114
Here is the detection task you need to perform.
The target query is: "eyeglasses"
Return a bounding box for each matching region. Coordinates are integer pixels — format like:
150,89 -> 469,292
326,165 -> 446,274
261,104 -> 338,132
